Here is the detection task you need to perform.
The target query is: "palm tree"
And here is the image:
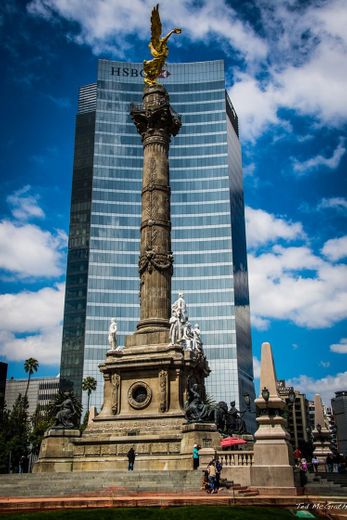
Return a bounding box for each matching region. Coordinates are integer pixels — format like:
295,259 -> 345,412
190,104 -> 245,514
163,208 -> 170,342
24,358 -> 39,398
82,376 -> 97,411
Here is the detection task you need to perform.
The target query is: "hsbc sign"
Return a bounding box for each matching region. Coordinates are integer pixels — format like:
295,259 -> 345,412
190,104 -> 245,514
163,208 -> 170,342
111,67 -> 171,79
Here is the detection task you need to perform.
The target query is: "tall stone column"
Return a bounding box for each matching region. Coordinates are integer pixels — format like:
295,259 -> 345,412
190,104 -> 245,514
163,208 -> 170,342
131,85 -> 181,335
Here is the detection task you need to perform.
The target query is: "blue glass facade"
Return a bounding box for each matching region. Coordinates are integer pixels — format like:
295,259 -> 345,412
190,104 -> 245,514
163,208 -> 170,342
60,60 -> 255,430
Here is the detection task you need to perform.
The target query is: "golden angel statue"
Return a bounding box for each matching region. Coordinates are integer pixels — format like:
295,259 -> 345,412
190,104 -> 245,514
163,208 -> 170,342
144,4 -> 182,86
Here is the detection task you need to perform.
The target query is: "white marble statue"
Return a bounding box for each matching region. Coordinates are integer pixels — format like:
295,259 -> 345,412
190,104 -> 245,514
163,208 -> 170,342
108,318 -> 119,350
192,323 -> 203,352
169,293 -> 204,354
172,291 -> 188,324
169,308 -> 181,344
182,321 -> 194,351
170,291 -> 189,345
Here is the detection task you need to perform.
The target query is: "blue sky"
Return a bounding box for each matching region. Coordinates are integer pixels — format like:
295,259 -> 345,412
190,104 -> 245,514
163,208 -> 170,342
0,0 -> 346,404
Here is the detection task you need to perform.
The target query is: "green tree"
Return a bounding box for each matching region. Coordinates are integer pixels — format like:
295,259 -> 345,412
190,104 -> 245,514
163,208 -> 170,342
4,394 -> 30,472
0,404 -> 11,473
30,406 -> 54,456
24,358 -> 39,398
82,376 -> 97,411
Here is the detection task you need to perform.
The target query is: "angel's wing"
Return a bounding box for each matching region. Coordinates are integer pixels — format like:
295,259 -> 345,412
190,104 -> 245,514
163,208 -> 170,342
150,4 -> 162,50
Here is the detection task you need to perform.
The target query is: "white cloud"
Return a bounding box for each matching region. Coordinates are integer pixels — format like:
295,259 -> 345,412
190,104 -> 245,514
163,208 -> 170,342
248,210 -> 347,329
330,338 -> 347,354
249,247 -> 347,328
287,371 -> 347,406
228,73 -> 280,142
318,197 -> 347,212
246,206 -> 305,249
0,284 -> 64,365
243,162 -> 256,178
251,315 -> 269,331
0,284 -> 64,333
27,0 -> 267,62
46,95 -> 71,109
7,185 -> 45,221
0,326 -> 62,365
229,0 -> 347,140
321,235 -> 347,262
253,356 -> 261,379
319,361 -> 330,368
292,139 -> 345,174
0,220 -> 67,278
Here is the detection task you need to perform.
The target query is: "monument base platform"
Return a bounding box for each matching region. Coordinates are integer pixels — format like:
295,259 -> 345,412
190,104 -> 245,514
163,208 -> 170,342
34,421 -> 221,473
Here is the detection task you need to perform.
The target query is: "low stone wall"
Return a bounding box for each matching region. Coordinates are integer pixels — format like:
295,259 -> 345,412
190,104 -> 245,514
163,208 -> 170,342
217,450 -> 254,467
216,450 -> 254,487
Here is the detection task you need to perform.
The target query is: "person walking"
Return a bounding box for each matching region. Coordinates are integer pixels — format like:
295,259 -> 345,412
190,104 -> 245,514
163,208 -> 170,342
207,461 -> 217,493
326,453 -> 334,473
311,456 -> 319,473
293,448 -> 302,463
299,458 -> 308,487
215,458 -> 223,490
127,447 -> 136,471
18,456 -> 25,474
192,444 -> 200,470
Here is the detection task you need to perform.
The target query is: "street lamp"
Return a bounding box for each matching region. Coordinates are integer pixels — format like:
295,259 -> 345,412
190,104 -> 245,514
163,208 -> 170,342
243,393 -> 251,412
287,388 -> 296,405
261,387 -> 270,402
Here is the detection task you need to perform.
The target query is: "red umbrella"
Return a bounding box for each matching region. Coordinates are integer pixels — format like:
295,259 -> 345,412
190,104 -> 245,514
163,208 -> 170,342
220,437 -> 247,448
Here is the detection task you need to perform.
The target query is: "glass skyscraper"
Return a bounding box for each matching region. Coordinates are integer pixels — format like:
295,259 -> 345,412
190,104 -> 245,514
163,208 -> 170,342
61,59 -> 255,430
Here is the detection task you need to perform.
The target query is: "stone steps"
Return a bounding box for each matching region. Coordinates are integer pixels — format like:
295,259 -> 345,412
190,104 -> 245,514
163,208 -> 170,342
0,471 -> 203,497
237,491 -> 259,497
232,484 -> 259,498
305,474 -> 347,497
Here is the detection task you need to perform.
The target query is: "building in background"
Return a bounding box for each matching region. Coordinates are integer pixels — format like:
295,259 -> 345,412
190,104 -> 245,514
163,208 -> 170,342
308,399 -> 315,432
5,377 -> 60,417
277,379 -> 311,454
0,362 -> 8,412
331,391 -> 347,456
60,60 -> 255,430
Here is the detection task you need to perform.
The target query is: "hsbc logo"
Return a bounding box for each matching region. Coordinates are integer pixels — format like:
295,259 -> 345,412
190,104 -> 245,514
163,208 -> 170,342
111,67 -> 171,79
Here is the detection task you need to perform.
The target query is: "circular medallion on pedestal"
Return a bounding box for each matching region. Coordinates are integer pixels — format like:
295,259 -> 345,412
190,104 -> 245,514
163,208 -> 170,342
128,381 -> 152,409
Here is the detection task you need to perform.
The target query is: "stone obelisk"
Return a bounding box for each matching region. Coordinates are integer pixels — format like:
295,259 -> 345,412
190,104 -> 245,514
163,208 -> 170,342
251,342 -> 298,494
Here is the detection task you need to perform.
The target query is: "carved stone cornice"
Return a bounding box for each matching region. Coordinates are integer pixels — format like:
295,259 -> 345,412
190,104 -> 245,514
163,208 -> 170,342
141,219 -> 171,231
130,103 -> 181,142
142,184 -> 170,195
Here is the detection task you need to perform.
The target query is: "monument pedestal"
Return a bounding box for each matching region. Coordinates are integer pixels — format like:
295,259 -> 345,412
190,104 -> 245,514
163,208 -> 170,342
96,341 -> 208,425
37,340 -> 215,472
250,414 -> 298,494
33,429 -> 80,473
180,423 -> 221,453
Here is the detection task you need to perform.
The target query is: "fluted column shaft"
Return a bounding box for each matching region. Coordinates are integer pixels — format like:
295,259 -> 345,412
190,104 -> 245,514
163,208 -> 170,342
131,85 -> 181,334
